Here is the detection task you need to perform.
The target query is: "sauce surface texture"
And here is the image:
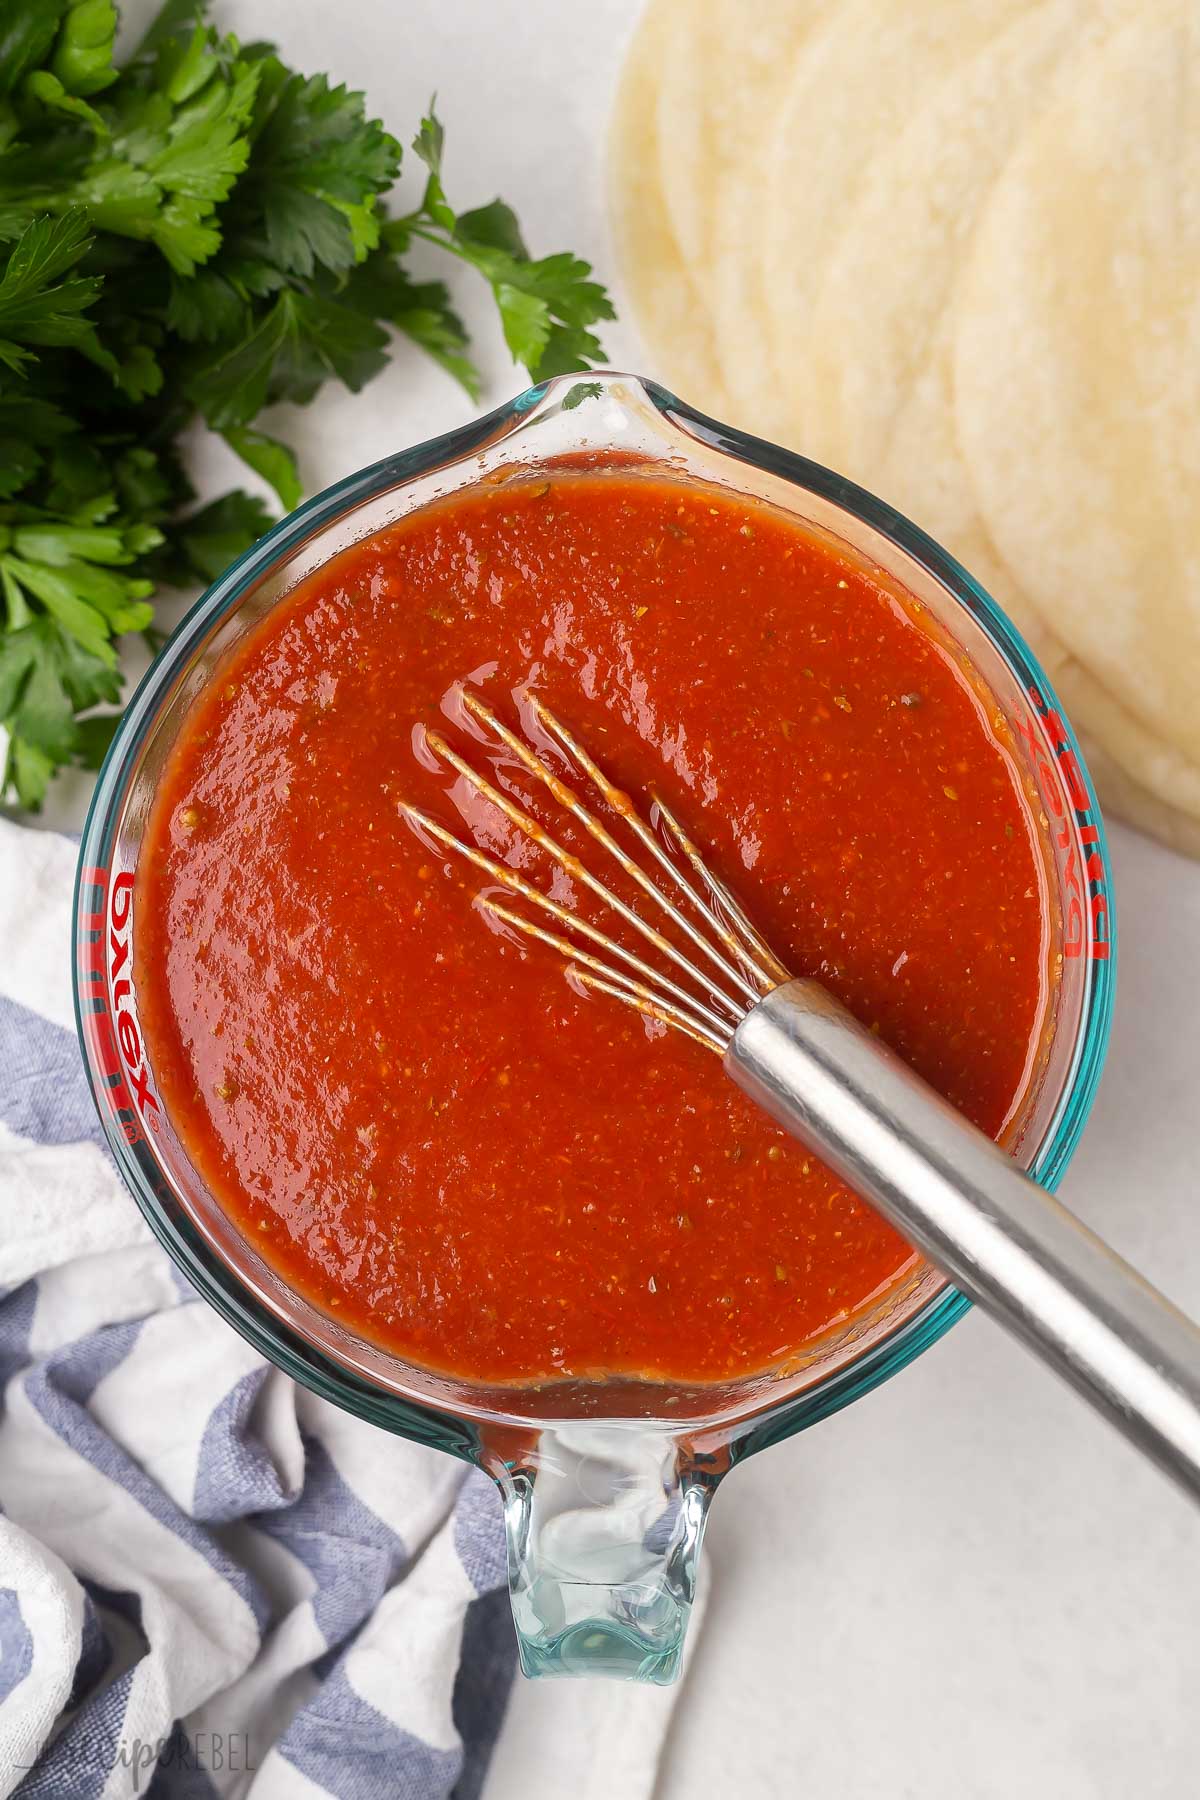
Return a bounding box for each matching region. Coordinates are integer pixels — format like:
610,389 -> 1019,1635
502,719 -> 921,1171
136,469 -> 1046,1385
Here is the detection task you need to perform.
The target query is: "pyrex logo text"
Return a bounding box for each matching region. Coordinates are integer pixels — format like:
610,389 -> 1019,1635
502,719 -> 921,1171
109,871 -> 159,1118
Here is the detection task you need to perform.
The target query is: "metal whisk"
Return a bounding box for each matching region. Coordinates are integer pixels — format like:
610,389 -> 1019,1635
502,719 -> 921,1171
401,687 -> 787,1056
403,687 -> 1200,1504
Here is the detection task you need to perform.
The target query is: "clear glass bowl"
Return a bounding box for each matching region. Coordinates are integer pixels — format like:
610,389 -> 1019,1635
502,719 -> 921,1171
73,372 -> 1116,1682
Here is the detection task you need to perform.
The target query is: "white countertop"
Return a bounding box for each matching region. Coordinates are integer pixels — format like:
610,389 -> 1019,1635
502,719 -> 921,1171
41,2 -> 1200,1792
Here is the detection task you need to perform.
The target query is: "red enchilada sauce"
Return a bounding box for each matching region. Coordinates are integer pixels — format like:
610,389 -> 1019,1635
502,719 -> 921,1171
136,470 -> 1047,1385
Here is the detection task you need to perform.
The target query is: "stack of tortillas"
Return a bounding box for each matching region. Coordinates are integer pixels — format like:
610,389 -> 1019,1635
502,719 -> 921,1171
611,0 -> 1200,857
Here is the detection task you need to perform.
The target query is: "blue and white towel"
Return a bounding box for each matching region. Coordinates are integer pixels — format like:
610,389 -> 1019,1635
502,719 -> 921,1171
0,819 -> 686,1798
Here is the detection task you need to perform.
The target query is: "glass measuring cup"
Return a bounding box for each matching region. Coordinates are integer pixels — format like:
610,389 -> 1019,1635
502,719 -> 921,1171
73,372 -> 1115,1682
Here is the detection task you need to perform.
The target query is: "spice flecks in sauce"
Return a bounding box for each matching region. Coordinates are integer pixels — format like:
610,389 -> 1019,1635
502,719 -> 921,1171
135,471 -> 1047,1384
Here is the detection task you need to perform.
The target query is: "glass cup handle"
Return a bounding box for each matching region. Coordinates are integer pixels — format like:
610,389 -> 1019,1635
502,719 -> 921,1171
488,1424 -> 714,1682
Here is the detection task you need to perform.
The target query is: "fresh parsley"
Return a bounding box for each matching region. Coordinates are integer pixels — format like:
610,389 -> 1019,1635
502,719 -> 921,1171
0,1 -> 613,809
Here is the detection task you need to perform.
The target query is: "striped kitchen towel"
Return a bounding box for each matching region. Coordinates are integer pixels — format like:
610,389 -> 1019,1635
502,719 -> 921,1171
0,819 -> 687,1799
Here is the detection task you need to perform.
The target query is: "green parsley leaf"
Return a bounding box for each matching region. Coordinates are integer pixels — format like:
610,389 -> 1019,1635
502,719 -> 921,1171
341,252 -> 478,397
560,378 -> 603,411
402,102 -> 612,379
52,0 -> 120,98
0,209 -> 114,373
23,70 -> 108,132
132,0 -> 212,61
0,391 -> 71,497
221,424 -> 301,511
0,437 -> 44,498
0,610 -> 119,744
1,554 -> 117,660
6,735 -> 55,807
165,489 -> 273,585
236,63 -> 401,279
0,608 -> 122,804
0,4 -> 69,100
165,265 -> 246,340
114,445 -> 188,519
73,706 -> 120,767
0,622 -> 38,716
455,198 -> 528,260
189,286 -> 389,427
410,105 -> 455,232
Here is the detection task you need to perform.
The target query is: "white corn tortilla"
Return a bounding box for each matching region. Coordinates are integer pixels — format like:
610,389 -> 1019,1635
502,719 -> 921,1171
612,0 -> 821,434
655,0 -> 825,435
954,4 -> 1200,846
761,0 -> 1034,442
794,0 -> 1145,717
795,0 -> 1089,669
801,0 -> 1090,487
608,0 -> 732,418
611,0 -> 1200,853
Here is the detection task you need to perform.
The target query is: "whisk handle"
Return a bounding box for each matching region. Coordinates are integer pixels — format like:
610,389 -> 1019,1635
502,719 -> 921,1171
727,978 -> 1200,1502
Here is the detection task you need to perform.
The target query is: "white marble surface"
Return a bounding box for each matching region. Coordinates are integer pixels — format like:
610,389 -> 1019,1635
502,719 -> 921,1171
35,2 -> 1200,1792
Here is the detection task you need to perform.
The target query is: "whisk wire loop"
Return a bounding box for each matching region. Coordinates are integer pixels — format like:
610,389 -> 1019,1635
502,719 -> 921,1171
458,692 -> 762,1011
403,689 -> 788,1053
